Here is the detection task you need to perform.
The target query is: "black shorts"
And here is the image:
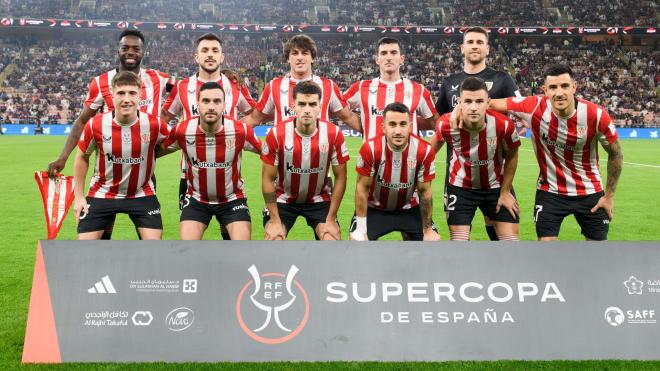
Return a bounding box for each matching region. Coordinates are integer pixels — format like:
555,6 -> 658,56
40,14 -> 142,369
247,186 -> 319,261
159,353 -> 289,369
262,202 -> 331,236
350,207 -> 424,241
445,184 -> 519,226
180,196 -> 251,226
534,190 -> 609,240
77,196 -> 163,234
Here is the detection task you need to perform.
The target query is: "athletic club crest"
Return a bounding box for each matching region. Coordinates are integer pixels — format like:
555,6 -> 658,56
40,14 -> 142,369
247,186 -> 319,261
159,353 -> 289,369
407,158 -> 417,169
577,127 -> 587,136
487,137 -> 497,147
319,143 -> 329,154
140,133 -> 150,143
226,138 -> 236,150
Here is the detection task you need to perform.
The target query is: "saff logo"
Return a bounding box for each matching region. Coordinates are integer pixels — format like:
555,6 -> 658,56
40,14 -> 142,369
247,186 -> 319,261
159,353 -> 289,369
236,265 -> 309,344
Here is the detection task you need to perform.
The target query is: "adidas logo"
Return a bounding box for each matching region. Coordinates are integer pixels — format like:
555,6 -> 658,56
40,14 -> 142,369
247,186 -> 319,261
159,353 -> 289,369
88,275 -> 117,294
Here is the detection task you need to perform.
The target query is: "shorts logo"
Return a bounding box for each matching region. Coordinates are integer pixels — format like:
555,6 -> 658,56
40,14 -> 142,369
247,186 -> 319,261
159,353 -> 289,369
147,209 -> 160,216
236,265 -> 309,344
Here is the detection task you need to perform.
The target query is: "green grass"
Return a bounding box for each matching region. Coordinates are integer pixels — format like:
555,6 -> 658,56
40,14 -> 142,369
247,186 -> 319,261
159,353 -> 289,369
1,136 -> 659,370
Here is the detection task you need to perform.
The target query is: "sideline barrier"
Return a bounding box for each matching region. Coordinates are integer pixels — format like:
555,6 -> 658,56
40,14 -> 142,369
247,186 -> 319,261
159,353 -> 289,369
23,240 -> 660,363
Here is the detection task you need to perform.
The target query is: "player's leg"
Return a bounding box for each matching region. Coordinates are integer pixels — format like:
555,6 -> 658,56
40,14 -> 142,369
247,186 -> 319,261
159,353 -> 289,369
126,196 -> 163,240
219,224 -> 231,240
446,185 -> 477,241
100,219 -> 115,240
574,192 -> 610,241
534,190 -> 568,241
483,188 -> 519,241
179,196 -> 212,240
263,203 -> 295,240
217,199 -> 252,240
77,197 -> 117,240
484,216 -> 499,241
304,202 -> 339,240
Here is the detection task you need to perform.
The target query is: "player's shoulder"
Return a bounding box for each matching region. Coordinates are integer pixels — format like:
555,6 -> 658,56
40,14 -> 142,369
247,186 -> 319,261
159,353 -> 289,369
410,133 -> 432,148
577,97 -> 606,112
486,109 -> 512,124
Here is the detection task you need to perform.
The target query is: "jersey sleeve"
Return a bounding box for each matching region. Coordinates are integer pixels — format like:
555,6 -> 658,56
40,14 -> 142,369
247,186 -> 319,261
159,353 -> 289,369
156,118 -> 170,144
236,84 -> 257,114
433,116 -> 450,145
328,80 -> 348,113
503,119 -> 521,150
331,128 -> 350,166
243,123 -> 262,154
162,122 -> 180,150
416,85 -> 437,118
597,108 -> 618,146
501,73 -> 522,98
417,145 -> 436,182
260,127 -> 279,166
162,80 -> 183,117
434,80 -> 451,115
77,120 -> 96,154
356,142 -> 375,177
255,82 -> 274,115
506,95 -> 542,122
84,77 -> 104,111
343,81 -> 361,109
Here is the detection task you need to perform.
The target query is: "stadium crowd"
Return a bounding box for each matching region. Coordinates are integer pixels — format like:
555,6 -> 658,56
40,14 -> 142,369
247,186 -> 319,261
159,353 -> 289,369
3,0 -> 658,26
1,32 -> 657,127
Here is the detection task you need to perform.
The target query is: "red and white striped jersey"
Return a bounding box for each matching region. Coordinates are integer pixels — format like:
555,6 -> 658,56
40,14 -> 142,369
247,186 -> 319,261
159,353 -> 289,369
344,78 -> 437,141
434,111 -> 521,190
506,96 -> 618,196
162,73 -> 256,120
84,68 -> 172,116
78,112 -> 169,199
260,118 -> 349,203
356,134 -> 435,210
163,117 -> 262,204
255,74 -> 347,125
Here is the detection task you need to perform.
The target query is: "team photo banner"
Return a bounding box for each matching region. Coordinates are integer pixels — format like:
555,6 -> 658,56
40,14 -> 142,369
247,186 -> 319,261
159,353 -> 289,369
23,241 -> 660,363
1,18 -> 657,36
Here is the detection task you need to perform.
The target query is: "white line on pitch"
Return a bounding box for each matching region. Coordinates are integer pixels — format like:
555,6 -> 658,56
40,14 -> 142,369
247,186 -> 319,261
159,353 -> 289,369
518,148 -> 660,169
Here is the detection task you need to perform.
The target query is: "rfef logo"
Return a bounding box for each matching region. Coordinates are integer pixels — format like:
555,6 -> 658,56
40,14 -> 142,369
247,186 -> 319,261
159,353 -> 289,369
236,265 -> 309,344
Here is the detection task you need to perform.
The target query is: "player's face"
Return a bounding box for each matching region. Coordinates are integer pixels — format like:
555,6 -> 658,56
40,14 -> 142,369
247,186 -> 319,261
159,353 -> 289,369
288,48 -> 314,76
461,32 -> 489,65
460,89 -> 489,129
376,43 -> 404,74
112,84 -> 140,117
198,88 -> 225,125
118,36 -> 144,70
194,39 -> 224,74
382,111 -> 411,150
293,93 -> 321,127
543,73 -> 577,113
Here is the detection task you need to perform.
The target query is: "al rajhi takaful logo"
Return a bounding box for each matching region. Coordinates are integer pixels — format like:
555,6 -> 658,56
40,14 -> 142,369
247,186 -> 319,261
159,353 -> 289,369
236,265 -> 309,344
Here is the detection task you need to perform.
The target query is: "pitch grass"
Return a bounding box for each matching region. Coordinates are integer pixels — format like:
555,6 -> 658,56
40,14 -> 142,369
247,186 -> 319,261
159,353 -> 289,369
1,136 -> 659,370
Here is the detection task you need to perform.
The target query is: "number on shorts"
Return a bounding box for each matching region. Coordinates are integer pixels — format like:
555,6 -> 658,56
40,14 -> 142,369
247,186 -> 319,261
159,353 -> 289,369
534,205 -> 543,223
446,194 -> 457,211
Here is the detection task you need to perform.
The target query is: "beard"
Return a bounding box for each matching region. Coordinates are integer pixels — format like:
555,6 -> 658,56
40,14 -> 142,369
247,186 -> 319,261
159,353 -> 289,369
119,56 -> 141,71
200,63 -> 220,75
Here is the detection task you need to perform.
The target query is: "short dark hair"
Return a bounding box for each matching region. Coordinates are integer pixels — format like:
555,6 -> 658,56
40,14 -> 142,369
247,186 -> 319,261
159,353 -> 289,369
111,71 -> 141,88
376,37 -> 403,54
119,30 -> 145,44
383,102 -> 410,118
284,35 -> 317,60
292,81 -> 322,100
463,26 -> 489,43
195,33 -> 223,49
198,81 -> 225,99
544,64 -> 573,79
459,76 -> 489,95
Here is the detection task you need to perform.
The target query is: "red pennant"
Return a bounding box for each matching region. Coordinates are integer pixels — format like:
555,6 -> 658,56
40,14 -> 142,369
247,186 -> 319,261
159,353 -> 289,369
34,171 -> 74,239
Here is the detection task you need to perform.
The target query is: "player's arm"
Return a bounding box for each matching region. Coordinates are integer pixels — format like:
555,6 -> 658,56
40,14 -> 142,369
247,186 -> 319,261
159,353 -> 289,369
72,149 -> 91,224
262,163 -> 286,240
417,180 -> 440,241
242,108 -> 273,127
350,173 -> 371,241
496,145 -> 520,220
591,139 -> 623,220
417,113 -> 440,131
332,106 -> 361,132
47,106 -> 98,176
160,108 -> 176,124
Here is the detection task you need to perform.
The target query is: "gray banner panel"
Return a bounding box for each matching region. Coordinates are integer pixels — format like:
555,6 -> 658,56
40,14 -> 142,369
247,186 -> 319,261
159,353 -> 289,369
40,241 -> 660,361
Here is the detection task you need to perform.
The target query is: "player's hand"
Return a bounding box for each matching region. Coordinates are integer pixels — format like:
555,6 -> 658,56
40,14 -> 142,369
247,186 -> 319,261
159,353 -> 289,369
496,191 -> 520,220
73,196 -> 89,225
264,220 -> 286,240
349,231 -> 368,241
591,195 -> 614,220
423,227 -> 441,241
221,69 -> 243,88
47,157 -> 66,177
449,103 -> 463,130
319,219 -> 341,240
